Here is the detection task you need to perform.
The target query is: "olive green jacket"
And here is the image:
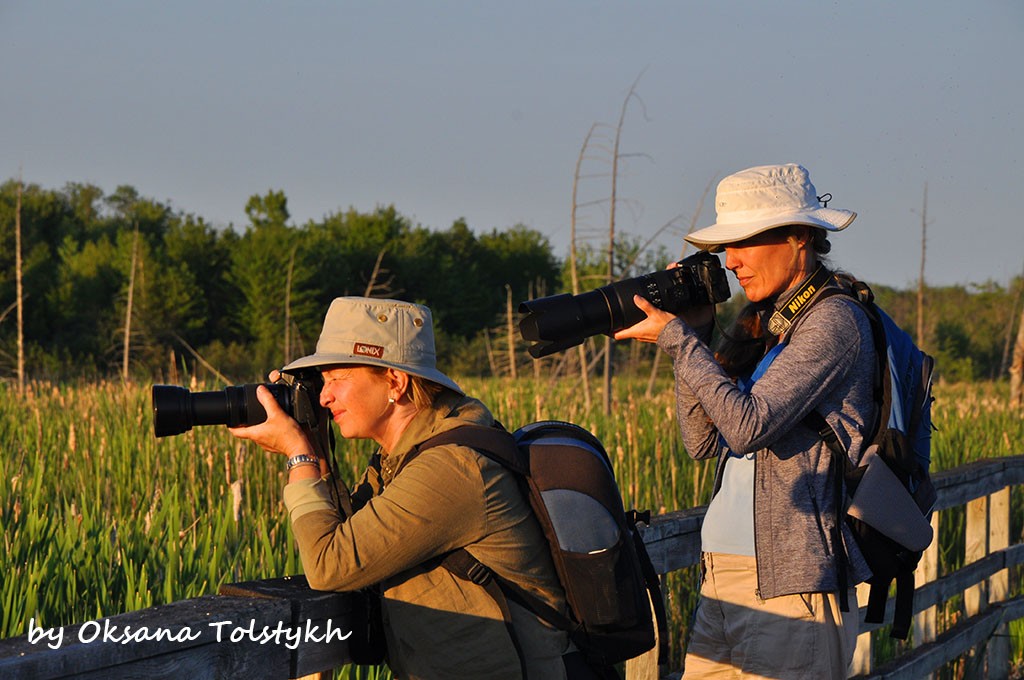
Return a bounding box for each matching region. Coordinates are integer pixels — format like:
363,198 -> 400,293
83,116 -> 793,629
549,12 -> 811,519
283,392 -> 569,679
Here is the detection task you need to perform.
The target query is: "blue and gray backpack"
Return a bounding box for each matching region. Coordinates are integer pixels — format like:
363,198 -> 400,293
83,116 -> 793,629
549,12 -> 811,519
417,420 -> 668,676
804,279 -> 937,640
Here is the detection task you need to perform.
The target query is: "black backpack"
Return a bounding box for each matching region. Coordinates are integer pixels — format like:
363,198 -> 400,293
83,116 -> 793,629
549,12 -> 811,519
418,420 -> 669,674
804,281 -> 936,640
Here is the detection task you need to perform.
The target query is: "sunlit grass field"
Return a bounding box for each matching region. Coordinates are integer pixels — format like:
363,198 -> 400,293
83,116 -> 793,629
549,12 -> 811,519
1,378 -> 1022,677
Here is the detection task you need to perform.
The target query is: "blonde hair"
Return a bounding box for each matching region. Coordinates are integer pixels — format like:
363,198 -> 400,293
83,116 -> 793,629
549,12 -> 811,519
406,375 -> 445,410
364,366 -> 445,410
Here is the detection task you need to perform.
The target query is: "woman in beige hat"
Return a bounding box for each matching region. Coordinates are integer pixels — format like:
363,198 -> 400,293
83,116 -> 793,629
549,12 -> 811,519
229,297 -> 576,679
616,164 -> 875,678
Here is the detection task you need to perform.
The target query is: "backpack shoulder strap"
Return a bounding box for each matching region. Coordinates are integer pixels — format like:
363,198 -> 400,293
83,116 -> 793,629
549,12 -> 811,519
439,550 -> 529,679
804,281 -> 891,442
416,426 -> 582,639
628,517 -> 671,666
802,408 -> 853,613
415,423 -> 529,476
415,425 -> 565,674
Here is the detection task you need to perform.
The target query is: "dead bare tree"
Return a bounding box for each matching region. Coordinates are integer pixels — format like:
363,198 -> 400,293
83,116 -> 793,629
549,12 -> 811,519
0,301 -> 17,326
171,332 -> 232,385
122,225 -> 140,383
483,328 -> 498,377
1010,303 -> 1024,411
562,74 -> 658,412
506,285 -> 518,380
915,184 -> 931,348
15,175 -> 24,395
529,279 -> 545,381
601,74 -> 647,415
363,247 -> 397,298
480,315 -> 516,379
999,263 -> 1024,379
569,124 -> 598,410
644,177 -> 716,399
283,245 -> 296,364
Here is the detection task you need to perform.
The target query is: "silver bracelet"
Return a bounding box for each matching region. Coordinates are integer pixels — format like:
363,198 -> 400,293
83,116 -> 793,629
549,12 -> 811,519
286,454 -> 319,471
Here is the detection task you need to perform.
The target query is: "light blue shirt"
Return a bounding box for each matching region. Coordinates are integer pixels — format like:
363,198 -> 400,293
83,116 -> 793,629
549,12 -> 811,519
700,448 -> 756,555
699,342 -> 786,556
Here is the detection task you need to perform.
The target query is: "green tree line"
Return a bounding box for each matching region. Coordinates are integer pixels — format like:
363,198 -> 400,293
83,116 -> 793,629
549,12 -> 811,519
0,179 -> 1020,384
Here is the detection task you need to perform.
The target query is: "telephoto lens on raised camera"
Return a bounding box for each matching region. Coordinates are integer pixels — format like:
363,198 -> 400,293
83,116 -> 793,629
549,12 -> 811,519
518,250 -> 731,358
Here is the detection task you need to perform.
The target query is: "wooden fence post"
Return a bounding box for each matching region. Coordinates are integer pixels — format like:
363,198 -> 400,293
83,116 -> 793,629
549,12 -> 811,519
624,601 -> 660,680
987,487 -> 1010,678
851,581 -> 874,676
965,495 -> 989,617
914,512 -> 940,646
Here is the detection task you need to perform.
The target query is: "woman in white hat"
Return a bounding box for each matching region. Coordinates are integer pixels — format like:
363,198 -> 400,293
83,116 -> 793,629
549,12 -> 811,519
616,164 -> 875,678
229,297 -> 576,679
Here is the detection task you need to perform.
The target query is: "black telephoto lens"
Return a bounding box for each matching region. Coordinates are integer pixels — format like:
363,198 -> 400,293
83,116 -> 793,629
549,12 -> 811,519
518,251 -> 731,358
152,383 -> 292,437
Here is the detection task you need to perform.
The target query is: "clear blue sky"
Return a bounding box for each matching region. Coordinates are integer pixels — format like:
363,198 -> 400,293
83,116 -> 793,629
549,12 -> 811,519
2,1 -> 1021,289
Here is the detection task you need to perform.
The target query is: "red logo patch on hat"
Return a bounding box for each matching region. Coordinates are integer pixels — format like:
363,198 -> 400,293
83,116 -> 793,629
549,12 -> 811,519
353,343 -> 385,359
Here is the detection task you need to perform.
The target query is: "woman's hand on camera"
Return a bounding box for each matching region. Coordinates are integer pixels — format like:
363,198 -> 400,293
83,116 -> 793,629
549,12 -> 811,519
228,385 -> 313,458
614,295 -> 678,344
614,295 -> 714,344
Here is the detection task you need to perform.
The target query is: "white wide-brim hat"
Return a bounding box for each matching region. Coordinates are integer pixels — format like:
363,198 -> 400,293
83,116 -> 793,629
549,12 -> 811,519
685,163 -> 856,253
281,297 -> 464,395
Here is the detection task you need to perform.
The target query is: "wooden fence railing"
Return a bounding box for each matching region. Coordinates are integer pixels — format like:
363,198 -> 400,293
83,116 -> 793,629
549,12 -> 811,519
630,454 -> 1024,680
2,455 -> 1022,679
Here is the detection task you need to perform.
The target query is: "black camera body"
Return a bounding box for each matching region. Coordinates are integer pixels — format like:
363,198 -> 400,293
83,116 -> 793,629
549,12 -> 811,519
518,250 -> 731,358
152,371 -> 324,438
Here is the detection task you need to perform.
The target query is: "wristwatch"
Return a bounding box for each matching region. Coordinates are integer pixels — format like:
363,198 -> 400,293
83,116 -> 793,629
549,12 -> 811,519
286,454 -> 319,471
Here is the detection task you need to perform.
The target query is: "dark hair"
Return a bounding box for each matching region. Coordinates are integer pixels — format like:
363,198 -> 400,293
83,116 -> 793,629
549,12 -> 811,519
775,224 -> 832,257
714,301 -> 773,380
810,227 -> 832,257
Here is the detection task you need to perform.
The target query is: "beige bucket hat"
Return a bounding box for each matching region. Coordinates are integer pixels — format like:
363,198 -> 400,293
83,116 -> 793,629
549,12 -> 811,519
685,163 -> 856,253
281,297 -> 463,395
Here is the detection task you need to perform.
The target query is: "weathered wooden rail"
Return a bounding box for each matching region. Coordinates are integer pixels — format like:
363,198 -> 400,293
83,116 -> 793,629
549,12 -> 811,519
2,455 -> 1022,679
634,454 -> 1024,680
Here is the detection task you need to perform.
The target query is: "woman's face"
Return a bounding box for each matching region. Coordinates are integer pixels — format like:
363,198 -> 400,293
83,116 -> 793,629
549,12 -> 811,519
723,228 -> 814,302
318,366 -> 393,442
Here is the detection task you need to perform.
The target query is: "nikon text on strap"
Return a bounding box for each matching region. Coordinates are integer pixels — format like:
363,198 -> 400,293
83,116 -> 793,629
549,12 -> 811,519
766,266 -> 836,336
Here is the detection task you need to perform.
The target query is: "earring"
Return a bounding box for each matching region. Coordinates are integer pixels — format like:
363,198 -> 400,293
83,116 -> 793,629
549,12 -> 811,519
388,397 -> 396,404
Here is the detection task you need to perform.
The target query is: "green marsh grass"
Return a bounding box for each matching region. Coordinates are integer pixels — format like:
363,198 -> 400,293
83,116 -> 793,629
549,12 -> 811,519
1,378 -> 1021,677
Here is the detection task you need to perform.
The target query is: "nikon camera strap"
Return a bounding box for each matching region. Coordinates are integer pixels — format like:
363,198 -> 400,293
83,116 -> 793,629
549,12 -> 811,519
766,266 -> 837,336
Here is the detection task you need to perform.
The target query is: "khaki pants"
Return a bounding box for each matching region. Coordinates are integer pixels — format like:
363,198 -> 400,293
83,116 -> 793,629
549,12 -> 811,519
683,553 -> 858,679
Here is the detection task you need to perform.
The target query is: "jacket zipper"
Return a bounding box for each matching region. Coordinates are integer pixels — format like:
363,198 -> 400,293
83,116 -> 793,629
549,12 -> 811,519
753,447 -> 764,602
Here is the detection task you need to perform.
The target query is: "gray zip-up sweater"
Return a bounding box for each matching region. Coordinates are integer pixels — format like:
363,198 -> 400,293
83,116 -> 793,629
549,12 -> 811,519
657,283 -> 875,598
